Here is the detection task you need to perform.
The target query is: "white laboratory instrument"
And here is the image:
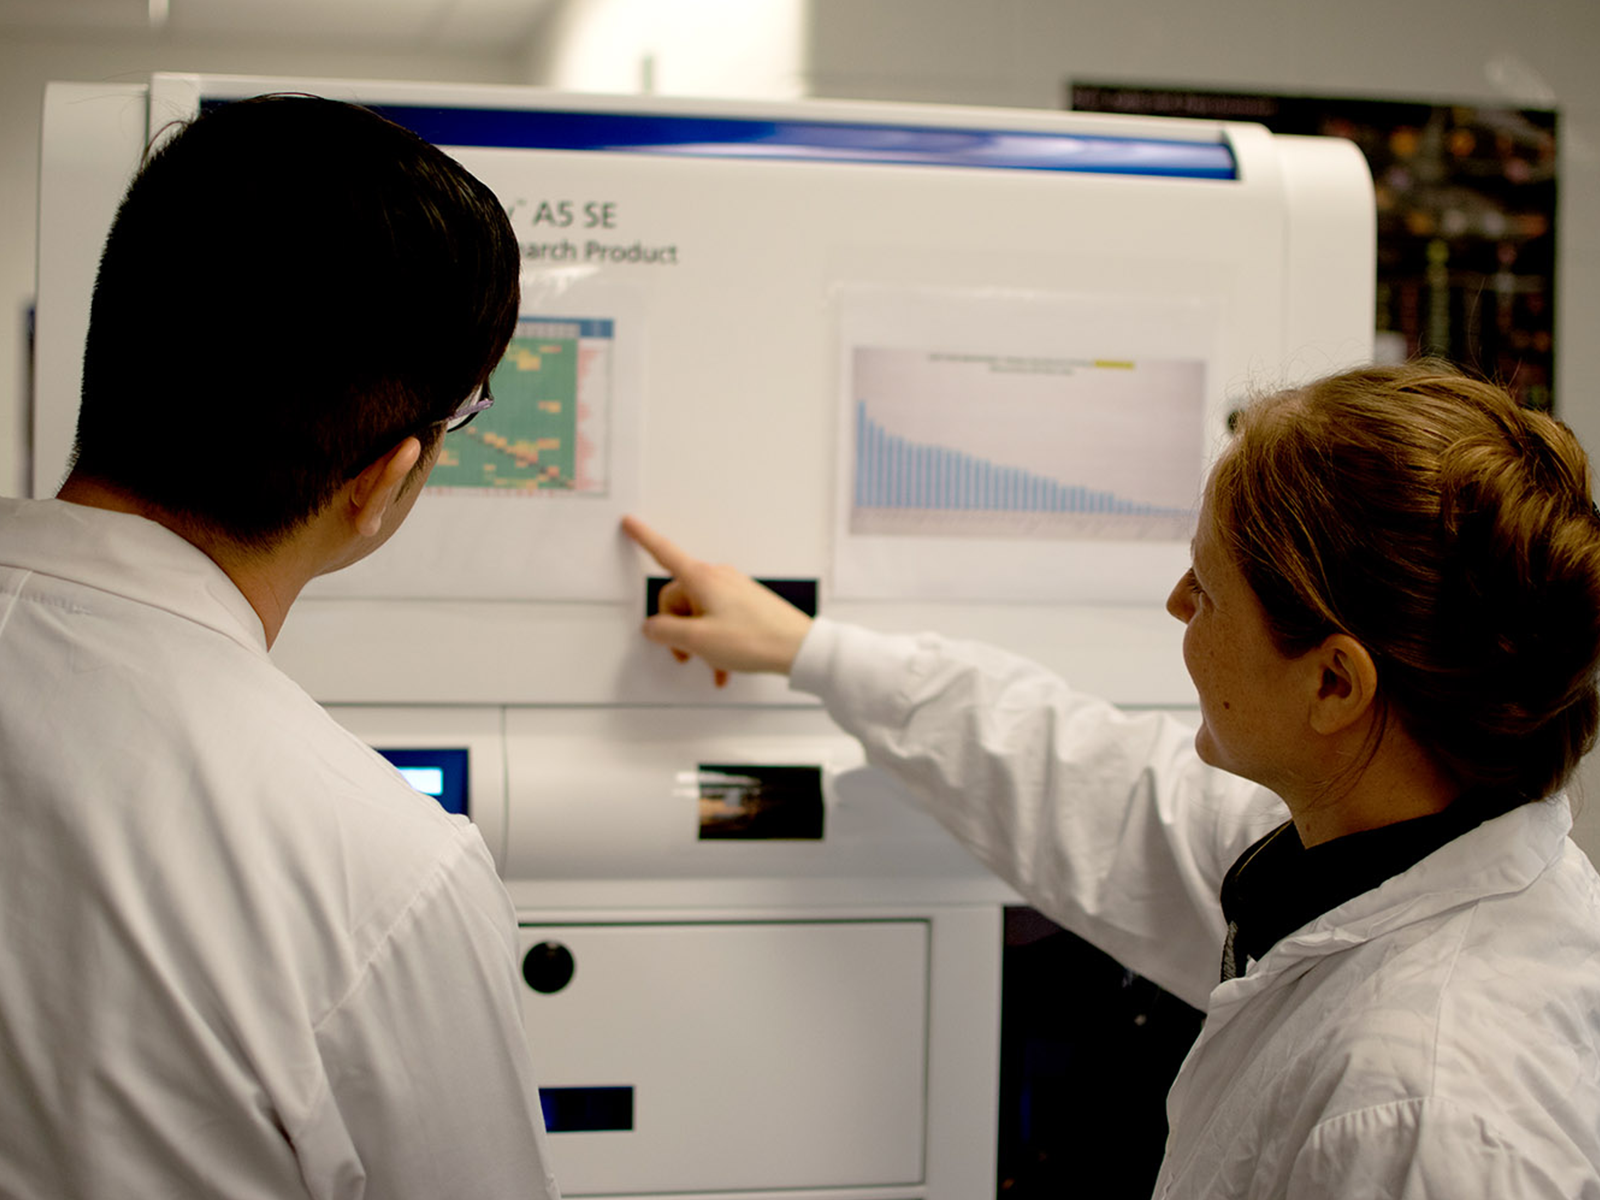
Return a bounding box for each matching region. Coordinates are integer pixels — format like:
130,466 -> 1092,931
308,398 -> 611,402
34,73 -> 1374,1199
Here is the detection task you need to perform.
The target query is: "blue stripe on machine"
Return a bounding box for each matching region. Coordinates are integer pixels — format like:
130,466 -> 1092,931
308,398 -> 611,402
204,98 -> 1237,179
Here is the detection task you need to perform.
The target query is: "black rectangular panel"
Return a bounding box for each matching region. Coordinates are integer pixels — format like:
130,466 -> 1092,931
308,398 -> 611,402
697,763 -> 825,841
539,1086 -> 635,1133
646,575 -> 818,617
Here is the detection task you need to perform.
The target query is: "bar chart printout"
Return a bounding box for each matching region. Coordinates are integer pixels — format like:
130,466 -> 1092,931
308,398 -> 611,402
428,317 -> 613,495
849,348 -> 1204,541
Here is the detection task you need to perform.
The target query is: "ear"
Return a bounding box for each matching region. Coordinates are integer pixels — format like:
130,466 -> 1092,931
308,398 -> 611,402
1307,633 -> 1379,736
347,436 -> 424,539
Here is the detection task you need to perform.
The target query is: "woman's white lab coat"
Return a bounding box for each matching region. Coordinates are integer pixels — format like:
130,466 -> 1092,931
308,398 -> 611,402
792,618 -> 1600,1199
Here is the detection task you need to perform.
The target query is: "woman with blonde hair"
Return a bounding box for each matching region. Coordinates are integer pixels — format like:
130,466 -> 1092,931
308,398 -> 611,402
624,360 -> 1600,1198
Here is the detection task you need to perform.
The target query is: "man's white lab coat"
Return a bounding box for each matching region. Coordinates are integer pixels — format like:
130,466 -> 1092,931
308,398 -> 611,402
0,498 -> 558,1199
794,618 -> 1600,1199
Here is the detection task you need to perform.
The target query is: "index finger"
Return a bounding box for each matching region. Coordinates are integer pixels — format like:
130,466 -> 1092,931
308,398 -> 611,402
621,514 -> 696,576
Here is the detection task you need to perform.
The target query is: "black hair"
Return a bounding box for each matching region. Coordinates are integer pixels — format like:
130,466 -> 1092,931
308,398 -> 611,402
72,94 -> 521,547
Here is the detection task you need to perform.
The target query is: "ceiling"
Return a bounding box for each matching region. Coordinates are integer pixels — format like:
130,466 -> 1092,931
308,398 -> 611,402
0,0 -> 556,53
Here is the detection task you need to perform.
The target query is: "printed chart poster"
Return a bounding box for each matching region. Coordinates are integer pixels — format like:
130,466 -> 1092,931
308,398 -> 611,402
429,317 -> 612,496
308,290 -> 642,602
850,349 -> 1201,543
832,288 -> 1216,604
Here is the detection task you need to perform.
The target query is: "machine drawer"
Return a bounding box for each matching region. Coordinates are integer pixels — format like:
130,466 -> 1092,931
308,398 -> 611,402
517,919 -> 929,1195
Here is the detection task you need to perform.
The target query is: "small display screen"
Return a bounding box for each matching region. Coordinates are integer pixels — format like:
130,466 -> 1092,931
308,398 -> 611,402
697,763 -> 825,840
397,766 -> 444,795
377,748 -> 470,817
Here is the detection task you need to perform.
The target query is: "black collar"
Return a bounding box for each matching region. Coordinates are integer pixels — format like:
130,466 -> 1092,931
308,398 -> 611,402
1218,791 -> 1511,981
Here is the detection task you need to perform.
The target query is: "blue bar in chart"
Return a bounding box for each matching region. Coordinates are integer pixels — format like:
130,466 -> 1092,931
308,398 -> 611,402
853,401 -> 1184,519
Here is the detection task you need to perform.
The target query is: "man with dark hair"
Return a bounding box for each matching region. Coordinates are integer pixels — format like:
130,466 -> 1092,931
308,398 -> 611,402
0,97 -> 560,1198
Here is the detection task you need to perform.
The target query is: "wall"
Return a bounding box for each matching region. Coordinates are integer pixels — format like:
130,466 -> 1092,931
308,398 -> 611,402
0,30 -> 525,499
520,0 -> 805,99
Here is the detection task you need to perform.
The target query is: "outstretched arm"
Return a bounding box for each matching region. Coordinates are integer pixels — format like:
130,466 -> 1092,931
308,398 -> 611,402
620,515 -> 1272,1007
622,515 -> 813,686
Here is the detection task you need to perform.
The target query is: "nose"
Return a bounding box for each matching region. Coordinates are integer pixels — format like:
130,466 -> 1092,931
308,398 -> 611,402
1166,574 -> 1195,623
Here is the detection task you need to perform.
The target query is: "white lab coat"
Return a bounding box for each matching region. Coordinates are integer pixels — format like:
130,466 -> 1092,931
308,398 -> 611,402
793,618 -> 1600,1199
0,498 -> 559,1200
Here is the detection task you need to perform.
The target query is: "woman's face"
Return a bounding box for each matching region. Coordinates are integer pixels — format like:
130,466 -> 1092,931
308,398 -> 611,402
1166,501 -> 1309,790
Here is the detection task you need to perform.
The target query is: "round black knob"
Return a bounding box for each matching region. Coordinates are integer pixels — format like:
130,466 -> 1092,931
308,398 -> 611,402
522,940 -> 576,994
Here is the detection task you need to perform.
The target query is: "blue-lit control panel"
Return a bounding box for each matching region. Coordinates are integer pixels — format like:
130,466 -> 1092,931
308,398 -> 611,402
377,747 -> 470,817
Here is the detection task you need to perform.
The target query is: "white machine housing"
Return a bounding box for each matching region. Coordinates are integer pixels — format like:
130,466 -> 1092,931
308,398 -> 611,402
34,74 -> 1375,1200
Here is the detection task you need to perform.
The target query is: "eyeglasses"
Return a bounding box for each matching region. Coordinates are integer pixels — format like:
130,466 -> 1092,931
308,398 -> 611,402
445,379 -> 495,432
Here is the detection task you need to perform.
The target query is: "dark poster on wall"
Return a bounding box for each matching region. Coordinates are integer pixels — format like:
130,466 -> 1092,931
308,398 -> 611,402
1070,82 -> 1559,413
